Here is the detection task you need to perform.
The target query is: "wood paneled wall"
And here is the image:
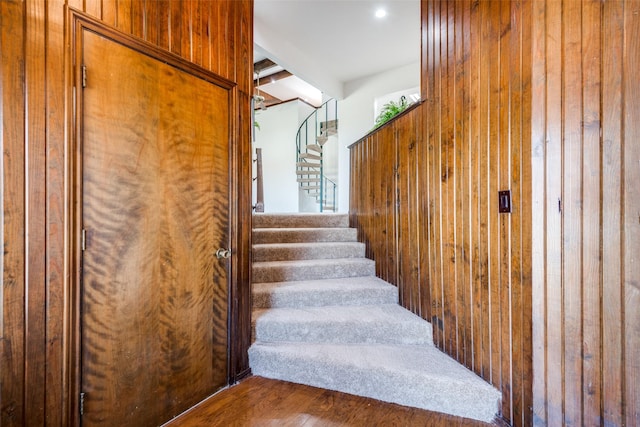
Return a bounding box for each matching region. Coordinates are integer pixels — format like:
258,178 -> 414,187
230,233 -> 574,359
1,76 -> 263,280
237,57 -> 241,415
350,1 -> 533,425
531,1 -> 640,425
349,104 -> 428,315
0,1 -> 253,425
351,1 -> 640,426
423,2 -> 533,424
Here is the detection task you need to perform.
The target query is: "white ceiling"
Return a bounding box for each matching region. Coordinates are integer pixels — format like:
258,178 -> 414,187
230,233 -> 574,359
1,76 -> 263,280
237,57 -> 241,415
254,0 -> 420,100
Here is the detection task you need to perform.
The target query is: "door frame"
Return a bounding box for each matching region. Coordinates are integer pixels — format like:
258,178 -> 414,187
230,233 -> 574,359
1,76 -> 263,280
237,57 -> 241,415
65,9 -> 238,426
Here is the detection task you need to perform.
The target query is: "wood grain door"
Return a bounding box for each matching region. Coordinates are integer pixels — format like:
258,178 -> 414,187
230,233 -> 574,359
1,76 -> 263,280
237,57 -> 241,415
79,30 -> 230,426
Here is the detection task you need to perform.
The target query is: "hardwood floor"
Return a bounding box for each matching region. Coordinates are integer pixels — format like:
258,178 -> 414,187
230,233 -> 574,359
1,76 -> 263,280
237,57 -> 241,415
164,376 -> 502,427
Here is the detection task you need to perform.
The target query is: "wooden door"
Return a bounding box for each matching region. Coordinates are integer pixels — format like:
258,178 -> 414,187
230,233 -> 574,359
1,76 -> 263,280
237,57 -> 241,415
79,30 -> 230,426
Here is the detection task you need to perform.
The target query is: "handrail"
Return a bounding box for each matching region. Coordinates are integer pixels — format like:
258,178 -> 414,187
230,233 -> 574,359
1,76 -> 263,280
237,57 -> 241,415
295,98 -> 335,156
322,176 -> 337,212
253,148 -> 264,212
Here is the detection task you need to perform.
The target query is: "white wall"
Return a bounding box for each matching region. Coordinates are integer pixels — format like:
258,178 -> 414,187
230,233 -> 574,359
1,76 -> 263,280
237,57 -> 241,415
252,100 -> 314,212
336,61 -> 420,212
253,62 -> 420,213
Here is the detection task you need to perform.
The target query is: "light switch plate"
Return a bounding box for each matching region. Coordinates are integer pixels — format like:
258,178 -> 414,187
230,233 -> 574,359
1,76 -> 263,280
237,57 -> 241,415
499,190 -> 512,213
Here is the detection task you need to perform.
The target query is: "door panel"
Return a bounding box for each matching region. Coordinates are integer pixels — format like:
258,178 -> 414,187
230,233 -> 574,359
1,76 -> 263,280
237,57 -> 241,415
80,30 -> 229,426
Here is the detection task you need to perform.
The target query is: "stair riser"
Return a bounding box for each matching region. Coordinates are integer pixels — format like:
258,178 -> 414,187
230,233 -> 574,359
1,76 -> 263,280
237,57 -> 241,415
253,321 -> 432,345
252,261 -> 375,283
253,243 -> 365,262
253,214 -> 349,229
252,287 -> 397,309
248,346 -> 500,423
253,228 -> 357,244
251,277 -> 399,309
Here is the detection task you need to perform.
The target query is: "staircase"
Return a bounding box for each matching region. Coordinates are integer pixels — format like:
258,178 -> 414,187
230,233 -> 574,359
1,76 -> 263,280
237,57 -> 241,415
296,99 -> 338,212
249,213 -> 502,423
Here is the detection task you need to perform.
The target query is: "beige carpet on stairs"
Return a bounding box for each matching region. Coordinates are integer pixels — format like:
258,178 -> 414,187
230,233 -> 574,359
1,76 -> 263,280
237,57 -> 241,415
248,213 -> 501,423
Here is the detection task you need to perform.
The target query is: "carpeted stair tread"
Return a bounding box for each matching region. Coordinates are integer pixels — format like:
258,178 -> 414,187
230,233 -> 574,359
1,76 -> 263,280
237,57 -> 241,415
253,304 -> 433,345
253,258 -> 375,283
253,227 -> 358,244
248,342 -> 501,423
252,276 -> 398,308
253,242 -> 366,262
253,213 -> 349,229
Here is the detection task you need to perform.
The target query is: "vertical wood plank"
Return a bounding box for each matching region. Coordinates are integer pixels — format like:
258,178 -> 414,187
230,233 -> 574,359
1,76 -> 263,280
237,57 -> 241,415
561,2 -> 584,425
530,0 -> 548,423
544,1 -> 564,424
409,112 -> 420,315
580,1 -> 602,425
241,0 -> 254,93
233,0 -> 254,382
0,2 -> 26,426
508,1 -> 522,423
169,0 -> 182,56
453,0 -> 466,365
131,0 -> 145,40
478,0 -> 492,382
209,0 -> 221,74
387,127 -> 396,285
25,1 -> 47,424
442,0 -> 456,356
372,135 -> 381,276
45,0 -> 68,424
398,120 -> 409,309
469,0 -> 484,379
202,0 -> 212,70
433,0 -> 445,349
102,0 -> 117,27
382,129 -> 392,283
157,0 -> 170,51
218,0 -> 231,81
84,0 -> 103,19
623,2 -> 640,425
497,0 -> 512,419
191,0 -> 203,67
424,0 -> 439,337
460,0 -> 472,370
181,0 -> 193,62
486,0 -> 502,390
144,0 -> 159,45
510,1 -> 532,425
115,0 -> 132,33
417,107 -> 431,321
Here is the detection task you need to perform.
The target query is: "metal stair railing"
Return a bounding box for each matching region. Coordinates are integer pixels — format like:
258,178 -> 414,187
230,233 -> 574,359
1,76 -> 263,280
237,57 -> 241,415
295,98 -> 338,212
253,148 -> 264,212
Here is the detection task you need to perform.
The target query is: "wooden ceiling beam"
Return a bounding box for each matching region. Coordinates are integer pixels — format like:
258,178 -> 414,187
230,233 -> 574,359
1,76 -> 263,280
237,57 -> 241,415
255,70 -> 293,87
253,58 -> 277,75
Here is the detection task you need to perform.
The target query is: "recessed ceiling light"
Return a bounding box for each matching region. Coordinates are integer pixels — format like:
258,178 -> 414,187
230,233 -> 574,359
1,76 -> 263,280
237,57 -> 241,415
375,8 -> 387,18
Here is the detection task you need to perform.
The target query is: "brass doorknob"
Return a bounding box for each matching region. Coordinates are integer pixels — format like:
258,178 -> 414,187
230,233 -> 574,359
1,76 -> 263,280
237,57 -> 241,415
216,248 -> 232,259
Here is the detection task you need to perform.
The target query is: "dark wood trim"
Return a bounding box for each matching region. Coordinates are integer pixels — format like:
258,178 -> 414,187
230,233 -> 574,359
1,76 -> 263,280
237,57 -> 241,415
253,58 -> 276,74
68,8 -> 236,91
254,69 -> 293,86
